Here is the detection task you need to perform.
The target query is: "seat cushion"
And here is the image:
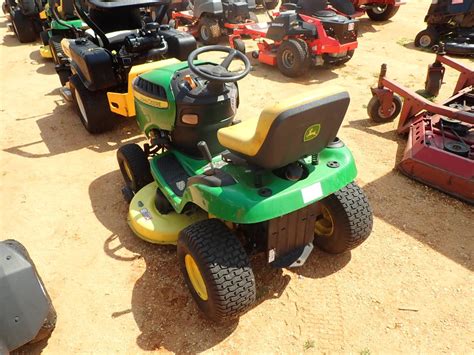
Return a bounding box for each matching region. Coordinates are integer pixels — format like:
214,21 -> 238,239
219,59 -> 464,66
217,87 -> 350,169
85,28 -> 139,46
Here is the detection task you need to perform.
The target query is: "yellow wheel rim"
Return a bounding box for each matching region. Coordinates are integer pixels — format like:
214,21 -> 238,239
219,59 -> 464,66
124,162 -> 133,182
185,254 -> 208,301
314,205 -> 334,236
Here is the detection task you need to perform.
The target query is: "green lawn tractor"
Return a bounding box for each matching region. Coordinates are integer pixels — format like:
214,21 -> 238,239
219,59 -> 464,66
38,0 -> 86,64
116,45 -> 373,321
3,0 -> 45,42
57,0 -> 196,133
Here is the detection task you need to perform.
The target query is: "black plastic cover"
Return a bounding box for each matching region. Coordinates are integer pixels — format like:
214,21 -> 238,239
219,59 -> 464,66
69,38 -> 118,90
157,26 -> 197,61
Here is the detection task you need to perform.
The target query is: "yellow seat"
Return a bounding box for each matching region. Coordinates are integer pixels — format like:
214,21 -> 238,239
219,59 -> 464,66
217,87 -> 350,169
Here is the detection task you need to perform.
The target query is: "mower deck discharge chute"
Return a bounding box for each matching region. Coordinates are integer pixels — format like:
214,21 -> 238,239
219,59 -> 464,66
229,1 -> 358,77
415,0 -> 474,56
368,47 -> 474,204
117,45 -> 373,321
56,0 -> 197,134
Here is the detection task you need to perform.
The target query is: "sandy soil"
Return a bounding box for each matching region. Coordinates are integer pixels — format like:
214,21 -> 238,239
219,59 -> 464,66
1,0 -> 473,353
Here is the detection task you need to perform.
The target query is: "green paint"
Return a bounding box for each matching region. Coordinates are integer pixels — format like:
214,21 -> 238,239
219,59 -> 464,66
50,19 -> 84,30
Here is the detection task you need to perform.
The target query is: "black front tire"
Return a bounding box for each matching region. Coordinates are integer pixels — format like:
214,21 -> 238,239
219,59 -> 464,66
276,38 -> 310,78
414,27 -> 439,49
314,182 -> 373,254
11,9 -> 36,42
198,17 -> 221,45
178,219 -> 256,322
367,94 -> 402,123
233,37 -> 246,54
366,4 -> 399,21
69,74 -> 116,134
117,144 -> 153,194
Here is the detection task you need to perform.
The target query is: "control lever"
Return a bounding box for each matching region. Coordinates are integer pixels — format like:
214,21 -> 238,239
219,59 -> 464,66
197,141 -> 215,173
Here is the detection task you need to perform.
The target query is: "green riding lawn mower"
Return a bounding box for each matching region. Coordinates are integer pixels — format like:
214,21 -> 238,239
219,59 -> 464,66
54,0 -> 196,133
116,45 -> 373,321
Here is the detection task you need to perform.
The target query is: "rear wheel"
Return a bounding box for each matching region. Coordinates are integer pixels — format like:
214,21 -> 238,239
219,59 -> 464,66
178,219 -> 256,322
314,182 -> 373,254
414,27 -> 439,50
276,38 -> 310,77
367,94 -> 402,123
70,74 -> 116,134
366,4 -> 399,21
117,144 -> 153,194
11,9 -> 36,42
198,17 -> 221,45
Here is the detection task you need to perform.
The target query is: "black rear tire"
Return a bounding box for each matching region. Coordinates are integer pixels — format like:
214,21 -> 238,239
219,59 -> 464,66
314,182 -> 373,254
12,9 -> 36,42
198,17 -> 221,45
178,219 -> 256,322
414,27 -> 439,49
366,4 -> 399,21
367,94 -> 402,123
276,38 -> 310,77
69,74 -> 117,134
117,143 -> 153,194
328,0 -> 355,15
39,30 -> 49,45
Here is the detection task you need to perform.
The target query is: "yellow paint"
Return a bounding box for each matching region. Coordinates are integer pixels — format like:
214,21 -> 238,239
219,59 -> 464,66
133,90 -> 169,109
60,38 -> 71,58
40,45 -> 53,59
217,87 -> 345,157
39,10 -> 47,19
314,205 -> 334,236
185,254 -> 208,300
128,182 -> 207,244
107,58 -> 180,117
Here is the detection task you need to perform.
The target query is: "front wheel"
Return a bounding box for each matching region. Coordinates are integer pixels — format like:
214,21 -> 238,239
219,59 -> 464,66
178,219 -> 256,322
198,17 -> 221,45
367,94 -> 402,123
69,74 -> 116,134
366,4 -> 399,21
414,28 -> 439,49
314,182 -> 373,254
117,144 -> 153,195
276,38 -> 310,78
11,9 -> 36,43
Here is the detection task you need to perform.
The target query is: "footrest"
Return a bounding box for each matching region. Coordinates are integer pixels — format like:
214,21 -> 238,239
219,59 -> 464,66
154,154 -> 190,197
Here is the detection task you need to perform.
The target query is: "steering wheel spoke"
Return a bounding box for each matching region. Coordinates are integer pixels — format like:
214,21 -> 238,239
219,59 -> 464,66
187,45 -> 251,83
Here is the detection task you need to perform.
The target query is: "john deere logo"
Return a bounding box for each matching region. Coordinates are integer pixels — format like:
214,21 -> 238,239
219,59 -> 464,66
304,124 -> 321,142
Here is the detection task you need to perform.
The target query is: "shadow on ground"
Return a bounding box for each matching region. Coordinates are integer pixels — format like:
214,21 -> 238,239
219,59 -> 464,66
3,99 -> 142,158
346,117 -> 473,271
89,169 -> 351,352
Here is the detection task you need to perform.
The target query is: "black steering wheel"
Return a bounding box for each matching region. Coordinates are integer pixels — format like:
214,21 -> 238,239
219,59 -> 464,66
187,45 -> 251,83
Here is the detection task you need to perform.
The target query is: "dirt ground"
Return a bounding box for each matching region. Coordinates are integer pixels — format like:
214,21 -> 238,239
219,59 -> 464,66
1,1 -> 473,353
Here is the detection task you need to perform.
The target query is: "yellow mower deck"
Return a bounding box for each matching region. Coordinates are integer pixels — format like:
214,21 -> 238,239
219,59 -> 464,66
128,182 -> 207,244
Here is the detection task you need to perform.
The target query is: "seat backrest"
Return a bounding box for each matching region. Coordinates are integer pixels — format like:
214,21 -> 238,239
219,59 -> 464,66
250,89 -> 350,169
266,12 -> 298,41
89,6 -> 142,33
297,0 -> 326,14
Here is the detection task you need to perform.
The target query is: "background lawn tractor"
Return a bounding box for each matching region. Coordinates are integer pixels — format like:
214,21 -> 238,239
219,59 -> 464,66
169,0 -> 258,44
38,0 -> 87,62
2,0 -> 45,42
229,1 -> 358,77
367,45 -> 474,203
57,0 -> 196,134
414,0 -> 474,56
327,0 -> 404,21
116,45 -> 373,321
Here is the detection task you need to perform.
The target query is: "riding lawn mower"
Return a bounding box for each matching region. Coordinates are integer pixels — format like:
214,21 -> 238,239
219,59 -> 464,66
327,0 -> 404,21
116,45 -> 373,321
367,45 -> 474,203
169,0 -> 258,44
2,0 -> 45,42
414,0 -> 474,56
56,0 -> 196,134
229,0 -> 358,77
